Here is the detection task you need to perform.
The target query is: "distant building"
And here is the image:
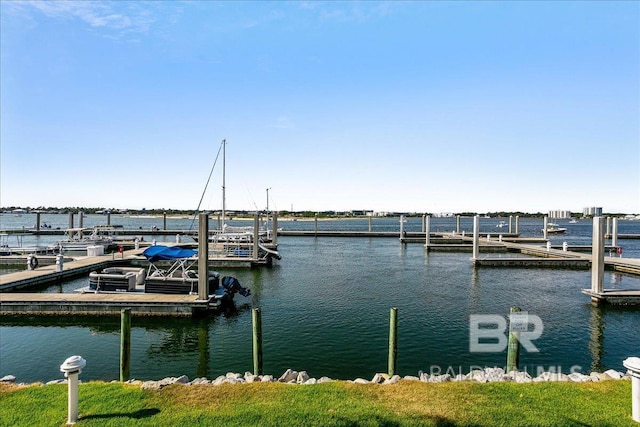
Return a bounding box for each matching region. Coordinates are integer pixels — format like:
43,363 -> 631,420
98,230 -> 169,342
548,210 -> 572,219
582,207 -> 603,217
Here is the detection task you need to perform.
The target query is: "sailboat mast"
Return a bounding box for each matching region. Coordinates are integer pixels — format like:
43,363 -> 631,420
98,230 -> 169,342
221,139 -> 226,227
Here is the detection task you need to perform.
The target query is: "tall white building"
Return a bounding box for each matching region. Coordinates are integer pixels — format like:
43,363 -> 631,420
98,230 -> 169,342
548,210 -> 572,219
582,207 -> 603,216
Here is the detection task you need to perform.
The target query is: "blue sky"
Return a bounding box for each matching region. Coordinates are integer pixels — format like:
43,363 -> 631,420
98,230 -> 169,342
1,1 -> 638,214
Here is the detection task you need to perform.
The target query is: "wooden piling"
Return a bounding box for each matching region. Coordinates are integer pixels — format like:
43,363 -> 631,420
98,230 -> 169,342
252,308 -> 263,375
163,212 -> 167,231
272,212 -> 278,245
506,307 -> 520,373
253,214 -> 259,259
388,307 -> 398,376
543,216 -> 548,240
424,215 -> 431,249
120,308 -> 131,381
198,213 -> 209,300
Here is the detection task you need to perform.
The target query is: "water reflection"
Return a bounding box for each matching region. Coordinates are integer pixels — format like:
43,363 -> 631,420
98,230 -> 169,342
588,305 -> 605,373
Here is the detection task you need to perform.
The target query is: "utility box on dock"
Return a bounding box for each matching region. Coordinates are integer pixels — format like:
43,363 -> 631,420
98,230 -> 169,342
87,245 -> 105,257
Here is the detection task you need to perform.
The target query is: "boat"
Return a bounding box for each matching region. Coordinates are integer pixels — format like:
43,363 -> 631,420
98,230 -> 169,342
84,245 -> 250,307
496,220 -> 508,228
57,225 -> 123,252
189,139 -> 281,263
569,219 -> 578,224
544,226 -> 567,234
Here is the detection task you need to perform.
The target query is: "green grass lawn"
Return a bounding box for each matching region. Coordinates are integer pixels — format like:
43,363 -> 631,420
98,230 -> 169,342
0,380 -> 635,427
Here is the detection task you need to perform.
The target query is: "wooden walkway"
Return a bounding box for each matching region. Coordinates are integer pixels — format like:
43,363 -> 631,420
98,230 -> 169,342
0,292 -> 210,317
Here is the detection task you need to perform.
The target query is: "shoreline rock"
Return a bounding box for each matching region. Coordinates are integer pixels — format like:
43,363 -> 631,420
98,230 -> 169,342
1,367 -> 631,389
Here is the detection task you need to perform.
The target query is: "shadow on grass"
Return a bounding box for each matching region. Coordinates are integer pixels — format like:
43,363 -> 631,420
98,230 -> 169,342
81,408 -> 161,420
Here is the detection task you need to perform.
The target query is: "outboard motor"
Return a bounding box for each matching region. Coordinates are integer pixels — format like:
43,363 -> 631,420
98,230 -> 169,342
221,276 -> 251,297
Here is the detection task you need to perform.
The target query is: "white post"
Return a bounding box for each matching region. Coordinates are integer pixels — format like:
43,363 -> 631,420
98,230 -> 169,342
562,241 -> 568,252
60,356 -> 86,425
314,213 -> 318,236
546,241 -> 551,251
399,215 -> 405,241
508,215 -> 513,234
623,357 -> 640,423
175,234 -> 181,243
456,215 -> 461,234
424,215 -> 430,249
591,216 -> 605,294
56,254 -> 64,272
606,217 -> 611,238
515,215 -> 520,234
472,215 -> 479,260
134,238 -> 139,250
543,216 -> 548,240
368,216 -> 372,232
612,218 -> 618,247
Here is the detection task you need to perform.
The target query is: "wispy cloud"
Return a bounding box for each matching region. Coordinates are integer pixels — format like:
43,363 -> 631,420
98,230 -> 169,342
7,1 -> 161,39
272,115 -> 296,130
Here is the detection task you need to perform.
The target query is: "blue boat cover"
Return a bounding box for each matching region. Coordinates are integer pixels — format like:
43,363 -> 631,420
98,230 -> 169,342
142,245 -> 197,262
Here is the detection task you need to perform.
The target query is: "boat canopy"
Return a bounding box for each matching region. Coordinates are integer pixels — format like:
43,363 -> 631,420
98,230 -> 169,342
142,245 -> 197,262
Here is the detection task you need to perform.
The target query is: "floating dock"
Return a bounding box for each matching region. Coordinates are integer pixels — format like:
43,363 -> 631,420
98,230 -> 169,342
0,292 -> 212,317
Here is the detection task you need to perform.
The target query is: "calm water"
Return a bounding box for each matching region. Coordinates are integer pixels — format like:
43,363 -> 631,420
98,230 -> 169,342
1,214 -> 639,383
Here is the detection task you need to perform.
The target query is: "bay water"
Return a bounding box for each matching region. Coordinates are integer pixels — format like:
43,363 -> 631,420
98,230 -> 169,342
1,214 -> 639,383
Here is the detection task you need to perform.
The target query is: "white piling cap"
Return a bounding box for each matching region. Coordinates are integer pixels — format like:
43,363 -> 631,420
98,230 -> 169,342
60,355 -> 86,373
623,357 -> 640,375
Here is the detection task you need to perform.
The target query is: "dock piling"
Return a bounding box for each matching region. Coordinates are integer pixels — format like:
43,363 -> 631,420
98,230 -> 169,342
612,218 -> 618,247
252,308 -> 263,375
120,308 -> 131,382
472,215 -> 479,261
424,215 -> 431,249
198,213 -> 209,300
543,216 -> 548,240
388,307 -> 398,376
591,216 -> 605,298
506,307 -> 521,373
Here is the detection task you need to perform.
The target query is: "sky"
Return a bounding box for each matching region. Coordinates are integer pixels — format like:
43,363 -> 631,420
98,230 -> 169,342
1,1 -> 638,214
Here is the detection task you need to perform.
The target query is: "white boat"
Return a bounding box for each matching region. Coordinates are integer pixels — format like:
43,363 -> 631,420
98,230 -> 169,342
544,226 -> 567,234
569,219 -> 578,224
84,245 -> 250,307
496,221 -> 508,228
57,225 -> 123,252
190,139 -> 281,262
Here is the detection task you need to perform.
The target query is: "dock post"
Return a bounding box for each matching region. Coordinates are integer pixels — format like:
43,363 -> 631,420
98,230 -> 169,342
253,214 -> 259,259
424,215 -> 431,249
68,212 -> 74,231
120,308 -> 131,382
506,307 -> 521,373
606,217 -> 611,238
612,218 -> 618,248
590,216 -> 605,298
78,211 -> 84,229
472,215 -> 479,261
562,241 -> 568,251
272,212 -> 278,245
399,215 -> 405,242
456,215 -> 461,234
421,214 -> 426,233
515,216 -> 520,235
388,307 -> 398,377
107,211 -> 111,226
368,216 -> 372,232
163,212 -> 167,231
56,254 -> 64,272
543,216 -> 548,240
314,213 -> 318,236
508,215 -> 513,234
198,213 -> 209,300
252,308 -> 263,375
36,212 -> 41,231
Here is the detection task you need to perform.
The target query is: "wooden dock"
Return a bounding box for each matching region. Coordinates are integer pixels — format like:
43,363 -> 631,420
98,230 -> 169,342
0,292 -> 212,317
581,289 -> 640,305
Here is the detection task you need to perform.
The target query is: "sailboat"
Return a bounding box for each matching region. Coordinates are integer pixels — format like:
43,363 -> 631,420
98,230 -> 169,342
191,140 -> 281,262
